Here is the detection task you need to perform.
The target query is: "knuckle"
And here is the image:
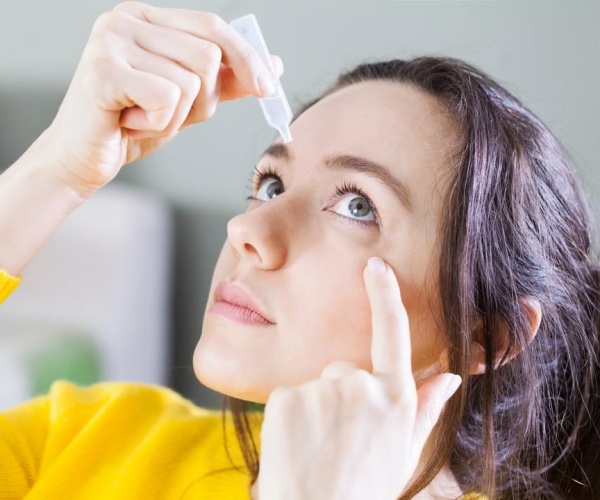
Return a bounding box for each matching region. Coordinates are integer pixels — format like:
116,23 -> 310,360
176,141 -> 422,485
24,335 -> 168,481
267,387 -> 294,410
204,99 -> 218,120
320,364 -> 338,380
347,376 -> 372,401
200,41 -> 223,65
352,369 -> 373,386
322,361 -> 342,372
191,95 -> 218,123
187,73 -> 202,95
112,1 -> 142,13
80,58 -> 114,106
163,81 -> 182,105
92,11 -> 118,34
85,34 -> 119,63
197,12 -> 224,33
92,10 -> 131,40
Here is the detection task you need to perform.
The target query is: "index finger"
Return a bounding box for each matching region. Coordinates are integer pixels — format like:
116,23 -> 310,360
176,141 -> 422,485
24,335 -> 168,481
364,256 -> 412,380
115,3 -> 275,95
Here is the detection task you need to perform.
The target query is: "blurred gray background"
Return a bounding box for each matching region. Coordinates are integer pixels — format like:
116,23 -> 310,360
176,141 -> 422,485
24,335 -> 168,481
0,0 -> 598,408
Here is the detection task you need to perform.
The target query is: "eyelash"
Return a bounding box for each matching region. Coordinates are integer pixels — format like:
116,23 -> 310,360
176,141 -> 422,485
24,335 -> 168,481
246,165 -> 281,197
246,165 -> 381,227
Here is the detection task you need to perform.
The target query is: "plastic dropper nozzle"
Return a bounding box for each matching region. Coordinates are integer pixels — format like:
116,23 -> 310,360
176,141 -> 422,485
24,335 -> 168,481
230,14 -> 293,143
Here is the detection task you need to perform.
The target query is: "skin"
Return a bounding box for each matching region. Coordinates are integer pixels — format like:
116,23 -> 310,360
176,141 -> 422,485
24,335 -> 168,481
195,81 -> 463,404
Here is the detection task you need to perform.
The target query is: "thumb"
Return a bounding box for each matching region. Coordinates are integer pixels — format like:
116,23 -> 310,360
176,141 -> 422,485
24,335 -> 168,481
412,373 -> 461,450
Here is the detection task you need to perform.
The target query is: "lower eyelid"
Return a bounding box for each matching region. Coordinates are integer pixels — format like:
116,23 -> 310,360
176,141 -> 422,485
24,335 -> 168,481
327,211 -> 378,230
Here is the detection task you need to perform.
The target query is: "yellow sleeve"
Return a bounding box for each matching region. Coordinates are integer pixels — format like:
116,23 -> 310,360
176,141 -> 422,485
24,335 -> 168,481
0,380 -> 257,500
0,268 -> 21,304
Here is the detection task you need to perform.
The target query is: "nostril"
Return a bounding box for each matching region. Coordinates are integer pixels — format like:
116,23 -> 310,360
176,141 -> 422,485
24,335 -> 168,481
242,242 -> 264,265
243,242 -> 257,254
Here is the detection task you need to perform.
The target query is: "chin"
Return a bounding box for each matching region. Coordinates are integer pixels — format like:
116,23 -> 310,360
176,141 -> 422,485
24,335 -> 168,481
193,337 -> 270,404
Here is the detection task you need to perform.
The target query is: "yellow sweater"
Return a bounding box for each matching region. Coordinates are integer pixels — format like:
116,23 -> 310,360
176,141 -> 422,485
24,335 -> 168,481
0,269 -> 484,499
0,380 -> 258,500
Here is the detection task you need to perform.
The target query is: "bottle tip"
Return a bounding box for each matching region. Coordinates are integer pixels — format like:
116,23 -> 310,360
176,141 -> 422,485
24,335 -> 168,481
280,126 -> 292,143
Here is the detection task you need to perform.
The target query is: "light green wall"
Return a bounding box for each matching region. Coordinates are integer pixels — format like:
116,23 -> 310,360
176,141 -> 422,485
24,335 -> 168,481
1,0 -> 598,406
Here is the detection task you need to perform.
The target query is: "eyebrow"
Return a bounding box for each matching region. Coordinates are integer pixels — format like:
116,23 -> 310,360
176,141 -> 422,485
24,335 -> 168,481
258,143 -> 412,211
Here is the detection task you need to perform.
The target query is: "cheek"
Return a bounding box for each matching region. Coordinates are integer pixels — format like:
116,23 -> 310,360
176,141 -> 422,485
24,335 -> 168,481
287,254 -> 374,375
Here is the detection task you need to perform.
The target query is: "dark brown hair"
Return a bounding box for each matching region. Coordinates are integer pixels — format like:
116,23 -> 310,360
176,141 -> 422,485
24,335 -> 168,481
223,57 -> 600,499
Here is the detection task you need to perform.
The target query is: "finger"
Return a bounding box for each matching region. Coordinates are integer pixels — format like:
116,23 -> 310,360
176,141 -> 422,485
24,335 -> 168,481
118,8 -> 284,106
412,373 -> 461,450
320,361 -> 360,380
126,15 -> 223,77
364,256 -> 411,380
182,47 -> 221,127
102,65 -> 180,131
115,3 -> 276,97
122,44 -> 201,134
127,24 -> 223,127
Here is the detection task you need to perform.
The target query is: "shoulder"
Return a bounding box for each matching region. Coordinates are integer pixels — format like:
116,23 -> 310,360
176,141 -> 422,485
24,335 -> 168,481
2,380 -> 228,455
45,380 -> 219,419
38,380 -> 227,440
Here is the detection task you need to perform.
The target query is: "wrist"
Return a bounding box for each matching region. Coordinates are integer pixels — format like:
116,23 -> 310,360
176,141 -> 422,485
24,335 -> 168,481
13,127 -> 98,206
0,138 -> 90,275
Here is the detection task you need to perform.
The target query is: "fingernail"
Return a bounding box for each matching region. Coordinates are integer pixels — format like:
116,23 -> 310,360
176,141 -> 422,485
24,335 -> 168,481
443,375 -> 462,400
272,55 -> 284,76
367,256 -> 387,275
257,73 -> 276,96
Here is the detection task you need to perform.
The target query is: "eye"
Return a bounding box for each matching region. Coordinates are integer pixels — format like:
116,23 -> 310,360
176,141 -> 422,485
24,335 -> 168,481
256,177 -> 283,201
331,181 -> 379,225
247,166 -> 284,201
333,195 -> 375,221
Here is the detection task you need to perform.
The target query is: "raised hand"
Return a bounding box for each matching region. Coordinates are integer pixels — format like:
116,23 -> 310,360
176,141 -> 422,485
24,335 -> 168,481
42,2 -> 283,199
256,256 -> 461,500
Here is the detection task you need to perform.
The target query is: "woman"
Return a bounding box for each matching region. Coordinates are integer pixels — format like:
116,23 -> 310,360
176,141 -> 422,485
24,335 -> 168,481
0,3 -> 598,499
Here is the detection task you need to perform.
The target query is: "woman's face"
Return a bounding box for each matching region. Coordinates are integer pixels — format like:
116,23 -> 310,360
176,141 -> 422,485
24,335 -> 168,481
194,81 -> 461,403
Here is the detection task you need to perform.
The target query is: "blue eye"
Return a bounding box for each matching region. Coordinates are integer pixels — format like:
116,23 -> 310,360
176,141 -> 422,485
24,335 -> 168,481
256,177 -> 283,200
331,181 -> 379,226
246,166 -> 283,202
332,193 -> 375,222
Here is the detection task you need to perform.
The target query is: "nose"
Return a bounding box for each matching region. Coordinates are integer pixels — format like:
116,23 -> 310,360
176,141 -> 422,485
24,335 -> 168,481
226,203 -> 288,270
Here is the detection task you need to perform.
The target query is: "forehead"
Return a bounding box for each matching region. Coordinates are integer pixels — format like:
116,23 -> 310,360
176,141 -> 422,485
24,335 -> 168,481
288,81 -> 461,208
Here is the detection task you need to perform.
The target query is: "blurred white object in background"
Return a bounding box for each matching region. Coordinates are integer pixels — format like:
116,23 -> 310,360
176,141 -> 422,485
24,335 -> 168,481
0,183 -> 173,410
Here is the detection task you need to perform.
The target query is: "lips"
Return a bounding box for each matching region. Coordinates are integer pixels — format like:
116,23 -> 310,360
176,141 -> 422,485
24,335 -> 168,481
212,281 -> 275,324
